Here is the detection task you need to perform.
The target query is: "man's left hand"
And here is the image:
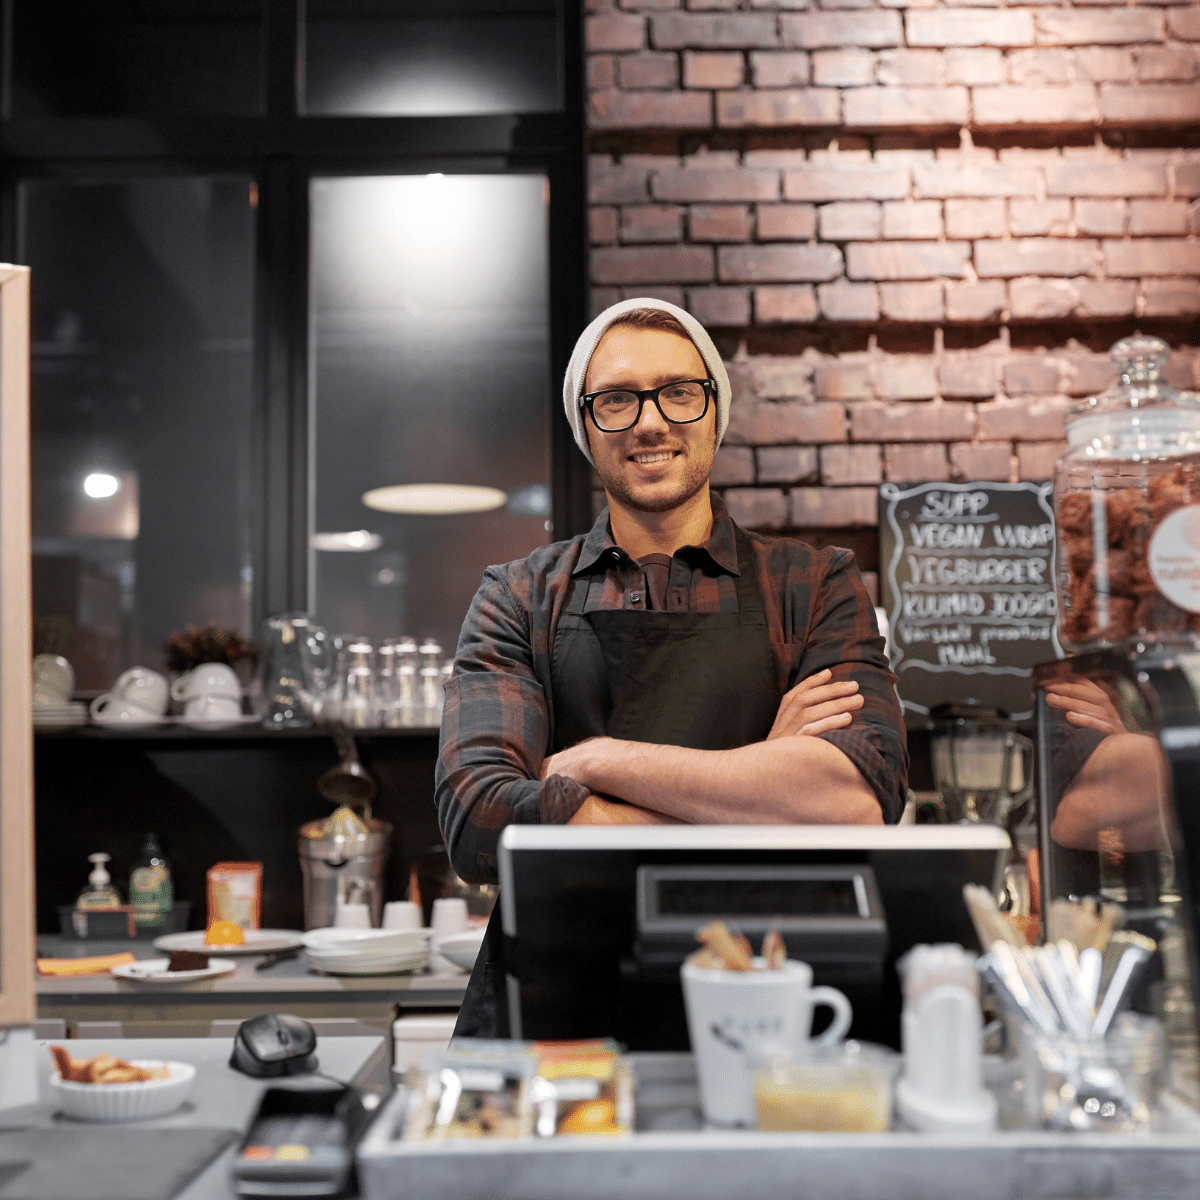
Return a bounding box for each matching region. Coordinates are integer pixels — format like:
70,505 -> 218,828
540,740 -> 595,785
767,669 -> 863,740
1044,679 -> 1127,736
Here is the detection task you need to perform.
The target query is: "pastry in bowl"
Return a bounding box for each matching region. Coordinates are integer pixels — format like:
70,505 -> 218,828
48,1047 -> 195,1122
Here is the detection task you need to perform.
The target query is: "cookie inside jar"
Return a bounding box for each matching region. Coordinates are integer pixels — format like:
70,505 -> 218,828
1055,336 -> 1200,651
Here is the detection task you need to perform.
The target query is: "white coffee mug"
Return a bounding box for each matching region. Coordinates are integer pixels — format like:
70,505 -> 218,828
90,694 -> 163,725
681,958 -> 853,1127
183,694 -> 242,723
171,662 -> 241,702
382,901 -> 423,932
113,666 -> 170,716
33,654 -> 74,701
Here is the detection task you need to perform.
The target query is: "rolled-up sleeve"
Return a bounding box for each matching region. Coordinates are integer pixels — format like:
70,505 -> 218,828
798,549 -> 908,824
436,565 -> 590,883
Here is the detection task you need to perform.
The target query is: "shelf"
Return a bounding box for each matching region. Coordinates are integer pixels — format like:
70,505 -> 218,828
33,723 -> 441,745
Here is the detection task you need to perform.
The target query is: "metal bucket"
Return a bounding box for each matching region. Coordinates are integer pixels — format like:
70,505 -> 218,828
298,806 -> 392,930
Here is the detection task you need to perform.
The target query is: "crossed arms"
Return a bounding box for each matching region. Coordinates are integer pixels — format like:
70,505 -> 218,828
435,551 -> 907,884
547,669 -> 882,826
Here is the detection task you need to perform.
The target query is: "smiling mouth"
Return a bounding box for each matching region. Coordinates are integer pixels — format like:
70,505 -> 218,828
629,450 -> 678,465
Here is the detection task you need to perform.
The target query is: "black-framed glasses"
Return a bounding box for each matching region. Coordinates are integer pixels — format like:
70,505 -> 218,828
579,378 -> 713,433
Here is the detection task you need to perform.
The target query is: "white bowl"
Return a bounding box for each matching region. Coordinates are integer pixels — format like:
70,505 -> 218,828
436,928 -> 486,971
50,1061 -> 195,1122
302,927 -> 430,955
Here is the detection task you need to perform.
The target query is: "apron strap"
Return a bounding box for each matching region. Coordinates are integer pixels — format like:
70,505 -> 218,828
564,572 -> 592,617
731,526 -> 765,622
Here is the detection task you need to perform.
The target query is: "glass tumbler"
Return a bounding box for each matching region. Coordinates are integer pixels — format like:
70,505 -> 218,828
339,639 -> 377,728
394,637 -> 419,726
375,640 -> 400,726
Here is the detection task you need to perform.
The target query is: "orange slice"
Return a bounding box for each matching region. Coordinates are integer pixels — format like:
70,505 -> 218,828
204,919 -> 245,946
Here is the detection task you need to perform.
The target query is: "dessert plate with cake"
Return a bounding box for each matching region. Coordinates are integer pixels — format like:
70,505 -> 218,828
152,926 -> 304,957
111,951 -> 238,984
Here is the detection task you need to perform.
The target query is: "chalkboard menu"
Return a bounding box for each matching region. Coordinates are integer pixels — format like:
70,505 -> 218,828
879,481 -> 1063,724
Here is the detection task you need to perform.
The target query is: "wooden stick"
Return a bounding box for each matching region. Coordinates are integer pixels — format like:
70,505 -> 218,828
696,921 -> 753,971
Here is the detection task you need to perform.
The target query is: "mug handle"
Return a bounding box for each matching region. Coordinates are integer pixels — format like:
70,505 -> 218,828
808,985 -> 853,1047
89,692 -> 114,719
170,675 -> 190,701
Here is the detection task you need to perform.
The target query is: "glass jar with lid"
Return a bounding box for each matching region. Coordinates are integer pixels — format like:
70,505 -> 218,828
1055,335 -> 1200,649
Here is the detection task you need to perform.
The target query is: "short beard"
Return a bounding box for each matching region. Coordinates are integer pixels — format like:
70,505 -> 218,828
593,425 -> 717,514
597,451 -> 711,513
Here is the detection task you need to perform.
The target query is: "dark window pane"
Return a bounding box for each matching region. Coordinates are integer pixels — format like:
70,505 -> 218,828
11,1 -> 263,117
310,174 -> 551,650
24,178 -> 256,689
306,1 -> 560,117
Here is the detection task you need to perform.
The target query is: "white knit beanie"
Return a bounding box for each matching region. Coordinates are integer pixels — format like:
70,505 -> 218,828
562,297 -> 731,466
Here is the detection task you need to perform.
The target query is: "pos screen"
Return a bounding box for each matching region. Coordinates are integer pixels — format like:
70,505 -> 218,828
498,824 -> 1009,1050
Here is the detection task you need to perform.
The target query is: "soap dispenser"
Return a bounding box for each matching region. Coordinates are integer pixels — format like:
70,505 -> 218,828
77,853 -> 121,910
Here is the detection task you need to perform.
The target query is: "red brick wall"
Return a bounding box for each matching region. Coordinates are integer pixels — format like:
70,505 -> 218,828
585,0 -> 1200,595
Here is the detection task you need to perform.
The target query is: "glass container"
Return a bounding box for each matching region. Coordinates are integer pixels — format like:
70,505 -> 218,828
1020,1012 -> 1165,1133
753,1041 -> 898,1133
1055,335 -> 1200,650
259,614 -> 330,729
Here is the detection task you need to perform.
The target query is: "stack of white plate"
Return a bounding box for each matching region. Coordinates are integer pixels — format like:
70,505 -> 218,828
33,701 -> 87,728
302,927 -> 432,976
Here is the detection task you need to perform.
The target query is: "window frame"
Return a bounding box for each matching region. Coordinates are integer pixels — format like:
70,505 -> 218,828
0,0 -> 590,631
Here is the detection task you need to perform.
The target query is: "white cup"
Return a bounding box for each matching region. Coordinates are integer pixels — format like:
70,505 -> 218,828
33,654 -> 74,701
90,694 -> 163,725
182,694 -> 242,724
113,666 -> 170,716
429,897 -> 470,973
681,958 -> 853,1127
34,685 -> 70,709
430,897 -> 468,938
382,901 -> 423,932
171,662 -> 241,703
334,902 -> 372,929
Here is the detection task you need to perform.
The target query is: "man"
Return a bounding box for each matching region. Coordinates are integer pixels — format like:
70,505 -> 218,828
436,297 -> 907,1035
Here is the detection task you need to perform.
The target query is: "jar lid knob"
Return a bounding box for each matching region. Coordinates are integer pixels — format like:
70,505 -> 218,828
1110,334 -> 1170,384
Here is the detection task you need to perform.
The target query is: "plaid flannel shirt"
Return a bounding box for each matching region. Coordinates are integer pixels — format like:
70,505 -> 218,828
436,496 -> 908,882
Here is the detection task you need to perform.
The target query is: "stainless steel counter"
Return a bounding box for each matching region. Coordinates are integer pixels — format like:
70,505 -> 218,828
36,937 -> 467,1038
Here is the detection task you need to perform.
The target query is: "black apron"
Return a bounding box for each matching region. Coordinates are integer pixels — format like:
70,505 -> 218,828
453,528 -> 781,1039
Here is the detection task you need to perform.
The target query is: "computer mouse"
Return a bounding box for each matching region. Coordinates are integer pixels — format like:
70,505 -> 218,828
230,1012 -> 319,1078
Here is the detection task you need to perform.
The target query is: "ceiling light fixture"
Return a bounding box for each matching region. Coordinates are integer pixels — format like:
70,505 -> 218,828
311,530 -> 383,552
361,483 -> 507,515
83,472 -> 120,499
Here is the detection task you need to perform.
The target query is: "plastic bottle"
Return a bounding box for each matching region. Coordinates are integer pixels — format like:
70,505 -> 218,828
77,853 -> 121,909
129,833 -> 174,930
